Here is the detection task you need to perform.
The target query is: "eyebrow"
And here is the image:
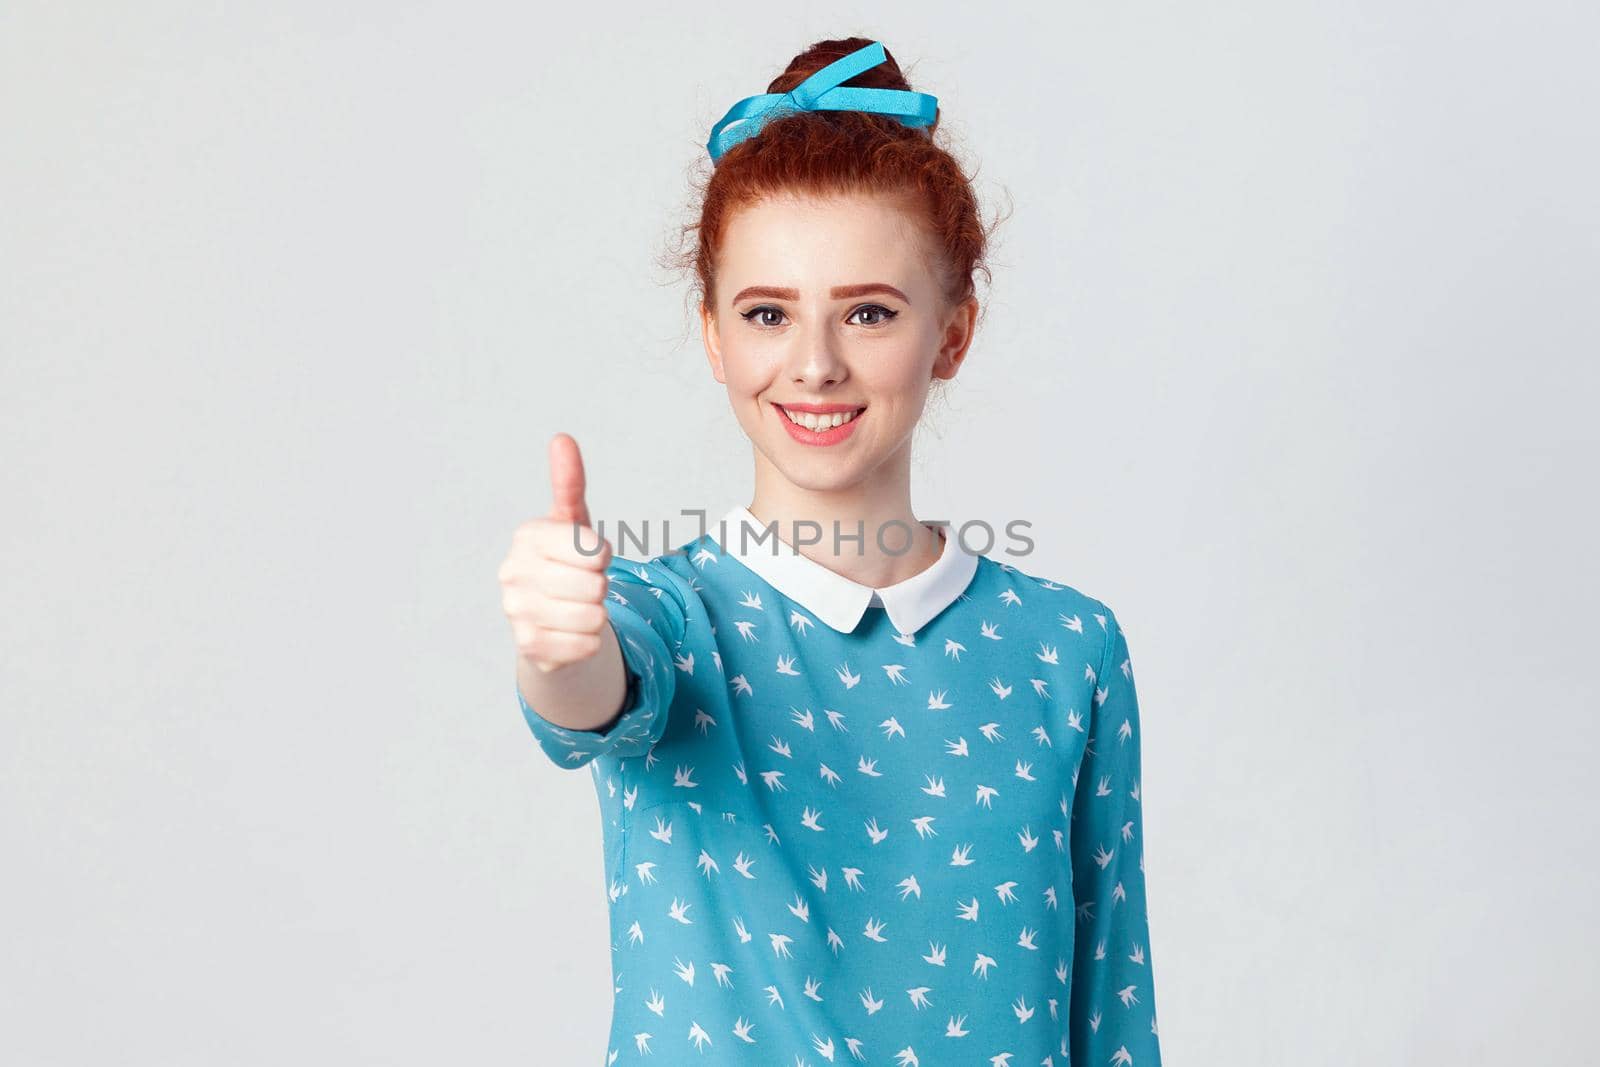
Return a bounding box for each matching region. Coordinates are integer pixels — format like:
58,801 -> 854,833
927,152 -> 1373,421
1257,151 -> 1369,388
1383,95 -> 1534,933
731,283 -> 911,305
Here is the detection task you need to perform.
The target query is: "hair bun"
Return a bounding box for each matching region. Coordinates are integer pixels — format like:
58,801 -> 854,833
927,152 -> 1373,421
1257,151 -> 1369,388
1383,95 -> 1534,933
768,36 -> 914,96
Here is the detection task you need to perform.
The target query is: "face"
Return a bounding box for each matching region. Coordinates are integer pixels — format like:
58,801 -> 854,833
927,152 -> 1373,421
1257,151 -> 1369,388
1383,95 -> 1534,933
701,191 -> 978,495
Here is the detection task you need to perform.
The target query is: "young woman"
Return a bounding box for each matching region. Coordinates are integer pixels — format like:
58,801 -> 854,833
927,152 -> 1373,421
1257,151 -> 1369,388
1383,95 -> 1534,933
498,37 -> 1164,1066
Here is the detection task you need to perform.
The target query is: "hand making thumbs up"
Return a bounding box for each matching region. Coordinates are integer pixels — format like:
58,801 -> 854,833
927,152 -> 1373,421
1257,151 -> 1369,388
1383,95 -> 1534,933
498,432 -> 615,673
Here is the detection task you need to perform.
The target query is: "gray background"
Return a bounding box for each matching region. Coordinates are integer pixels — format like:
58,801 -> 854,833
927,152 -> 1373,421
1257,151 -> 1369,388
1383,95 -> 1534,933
3,3 -> 1596,1064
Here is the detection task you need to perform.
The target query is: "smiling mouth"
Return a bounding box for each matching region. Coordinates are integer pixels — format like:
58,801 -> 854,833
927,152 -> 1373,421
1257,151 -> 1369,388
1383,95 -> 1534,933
775,404 -> 866,431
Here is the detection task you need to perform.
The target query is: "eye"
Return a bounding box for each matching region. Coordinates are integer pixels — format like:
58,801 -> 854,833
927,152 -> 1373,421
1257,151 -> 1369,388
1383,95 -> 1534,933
740,305 -> 787,328
848,304 -> 899,327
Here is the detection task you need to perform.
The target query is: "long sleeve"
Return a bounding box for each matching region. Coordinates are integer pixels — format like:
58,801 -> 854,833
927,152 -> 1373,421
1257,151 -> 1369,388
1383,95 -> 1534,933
517,554 -> 694,770
1068,606 -> 1163,1065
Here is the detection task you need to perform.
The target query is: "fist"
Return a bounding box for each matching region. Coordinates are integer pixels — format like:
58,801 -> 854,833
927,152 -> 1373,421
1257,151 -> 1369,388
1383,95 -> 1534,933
498,432 -> 615,672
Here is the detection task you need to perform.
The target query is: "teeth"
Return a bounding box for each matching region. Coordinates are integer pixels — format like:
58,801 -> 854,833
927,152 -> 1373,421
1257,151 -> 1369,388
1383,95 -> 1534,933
782,406 -> 862,431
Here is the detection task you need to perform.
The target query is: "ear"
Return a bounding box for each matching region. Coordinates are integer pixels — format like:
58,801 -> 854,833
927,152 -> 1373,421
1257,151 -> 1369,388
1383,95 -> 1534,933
932,295 -> 979,382
701,299 -> 727,384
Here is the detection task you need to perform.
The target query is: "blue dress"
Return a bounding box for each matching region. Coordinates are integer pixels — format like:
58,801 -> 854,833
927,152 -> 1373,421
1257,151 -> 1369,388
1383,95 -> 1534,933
518,505 -> 1164,1066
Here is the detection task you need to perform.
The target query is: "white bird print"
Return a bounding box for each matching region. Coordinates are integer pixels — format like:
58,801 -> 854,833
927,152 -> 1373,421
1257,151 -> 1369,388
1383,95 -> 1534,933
733,917 -> 751,943
696,850 -> 719,878
1035,642 -> 1058,664
770,933 -> 794,959
1011,995 -> 1033,1022
1110,1048 -> 1134,1066
911,815 -> 938,839
673,957 -> 695,985
1065,708 -> 1085,732
945,1014 -> 969,1036
623,784 -> 637,809
944,638 -> 965,659
729,674 -> 752,696
1116,985 -> 1141,1007
1031,724 -> 1052,747
1043,886 -> 1058,909
1094,842 -> 1116,869
764,985 -> 785,1008
1018,826 -> 1038,852
863,917 -> 887,941
995,881 -> 1019,904
733,852 -> 757,878
1121,819 -> 1137,842
674,649 -> 695,673
1129,943 -> 1146,965
1014,759 -> 1035,781
803,977 -> 824,1002
649,817 -> 673,844
826,927 -> 843,954
607,878 -> 627,903
711,649 -> 724,675
711,961 -> 734,988
921,774 -> 945,797
732,1016 -> 756,1042
824,708 -> 848,731
923,941 -> 946,965
842,867 -> 864,890
894,1047 -> 920,1066
791,706 -> 815,730
1119,717 -> 1133,743
693,709 -> 716,734
787,609 -> 812,634
734,619 -> 758,642
635,860 -> 658,884
819,763 -> 842,787
687,1020 -> 711,1050
865,818 -> 888,844
972,952 -> 997,978
1017,926 -> 1038,951
975,784 -> 999,807
776,654 -> 800,676
646,989 -> 665,1015
926,689 -> 951,710
788,893 -> 810,922
769,736 -> 792,758
801,806 -> 825,831
627,921 -> 644,945
906,987 -> 933,1009
857,755 -> 882,777
897,875 -> 921,900
809,865 -> 828,891
945,736 -> 968,756
1029,678 -> 1050,697
999,588 -> 1022,606
950,843 -> 974,866
668,897 -> 693,924
880,717 -> 905,740
892,631 -> 917,647
956,897 -> 979,921
1058,611 -> 1084,632
632,1032 -> 652,1054
811,1032 -> 835,1060
672,764 -> 698,788
845,1036 -> 865,1059
980,621 -> 1002,640
978,722 -> 1004,742
988,677 -> 1011,699
859,986 -> 884,1014
737,589 -> 762,610
834,662 -> 860,688
882,664 -> 910,685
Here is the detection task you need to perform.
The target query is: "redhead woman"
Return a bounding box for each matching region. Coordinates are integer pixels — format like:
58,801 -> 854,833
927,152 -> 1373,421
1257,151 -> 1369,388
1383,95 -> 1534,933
498,37 -> 1164,1066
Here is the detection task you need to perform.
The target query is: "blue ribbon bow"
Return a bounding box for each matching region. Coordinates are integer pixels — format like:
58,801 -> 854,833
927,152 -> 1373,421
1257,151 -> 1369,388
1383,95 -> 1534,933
706,40 -> 939,163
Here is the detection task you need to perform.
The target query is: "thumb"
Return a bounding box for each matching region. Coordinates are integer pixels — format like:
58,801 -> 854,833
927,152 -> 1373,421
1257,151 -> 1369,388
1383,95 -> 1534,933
547,432 -> 592,528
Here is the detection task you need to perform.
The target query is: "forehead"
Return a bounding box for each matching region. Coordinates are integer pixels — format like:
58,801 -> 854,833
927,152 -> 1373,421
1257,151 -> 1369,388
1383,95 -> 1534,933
718,192 -> 933,292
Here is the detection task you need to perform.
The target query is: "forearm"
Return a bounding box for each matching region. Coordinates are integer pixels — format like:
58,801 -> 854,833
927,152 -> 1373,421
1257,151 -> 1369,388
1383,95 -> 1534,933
514,619 -> 629,733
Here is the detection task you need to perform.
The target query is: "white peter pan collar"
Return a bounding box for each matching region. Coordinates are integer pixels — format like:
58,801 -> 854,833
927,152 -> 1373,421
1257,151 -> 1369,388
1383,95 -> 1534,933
709,503 -> 980,636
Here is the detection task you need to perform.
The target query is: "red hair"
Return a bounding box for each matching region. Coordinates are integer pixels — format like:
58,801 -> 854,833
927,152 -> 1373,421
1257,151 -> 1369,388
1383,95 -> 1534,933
669,37 -> 1006,316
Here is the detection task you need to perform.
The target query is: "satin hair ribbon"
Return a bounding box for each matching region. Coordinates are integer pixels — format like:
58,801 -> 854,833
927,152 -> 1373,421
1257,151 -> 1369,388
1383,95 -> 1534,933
706,40 -> 939,163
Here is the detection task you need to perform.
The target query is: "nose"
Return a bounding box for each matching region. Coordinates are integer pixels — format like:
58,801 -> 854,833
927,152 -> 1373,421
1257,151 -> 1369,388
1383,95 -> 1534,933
785,318 -> 849,388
